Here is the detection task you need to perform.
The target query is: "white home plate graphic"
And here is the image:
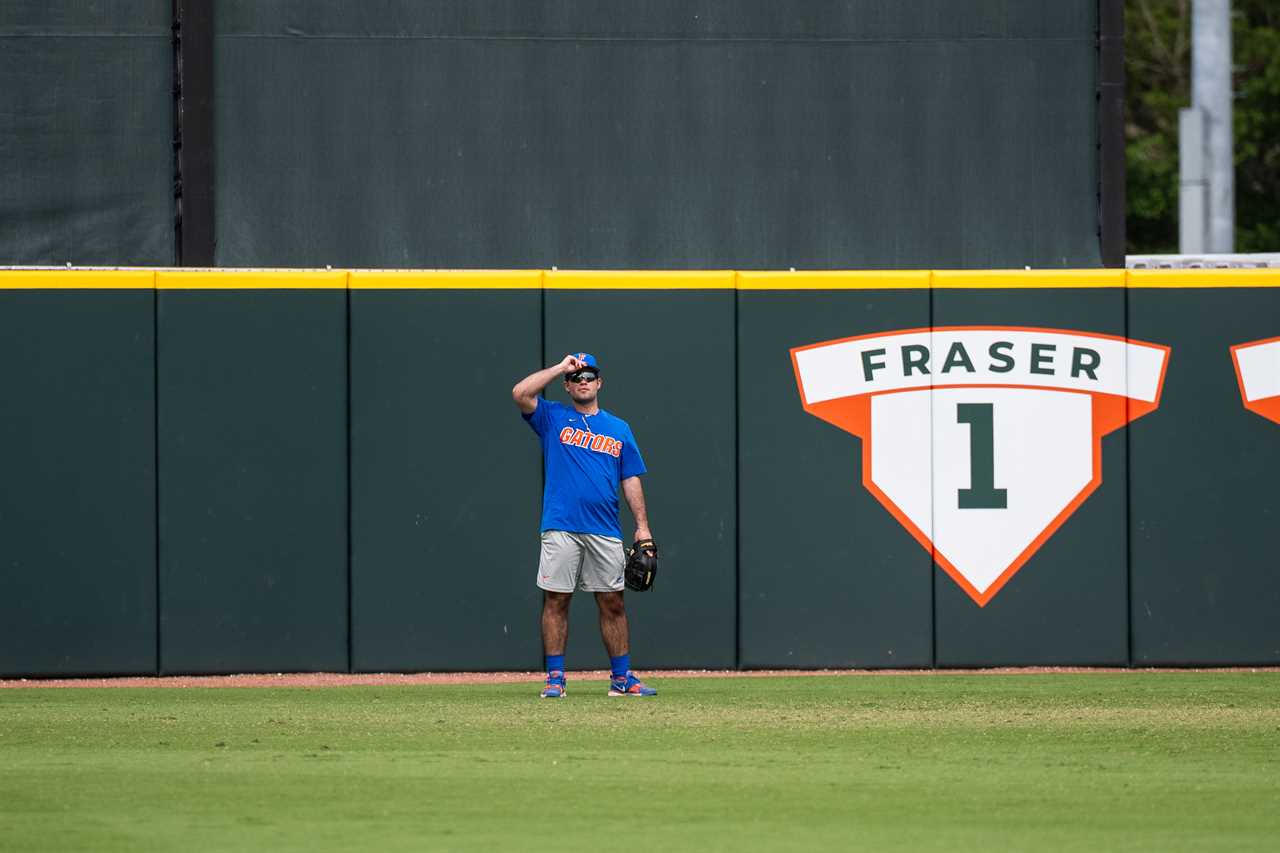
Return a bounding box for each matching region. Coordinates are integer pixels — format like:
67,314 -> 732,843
792,327 -> 1171,606
1231,336 -> 1280,425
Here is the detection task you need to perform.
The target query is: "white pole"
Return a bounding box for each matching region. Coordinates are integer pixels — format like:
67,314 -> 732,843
1179,108 -> 1207,254
1192,0 -> 1234,253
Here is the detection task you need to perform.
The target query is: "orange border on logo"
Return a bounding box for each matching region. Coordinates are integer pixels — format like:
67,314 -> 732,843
1229,335 -> 1280,425
790,326 -> 1172,606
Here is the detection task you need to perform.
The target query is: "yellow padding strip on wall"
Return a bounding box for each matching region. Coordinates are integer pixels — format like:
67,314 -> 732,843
737,270 -> 930,290
350,269 -> 543,289
544,270 -> 736,289
0,269 -> 155,289
3,268 -> 1280,289
934,269 -> 1126,289
1126,268 -> 1280,288
155,270 -> 349,289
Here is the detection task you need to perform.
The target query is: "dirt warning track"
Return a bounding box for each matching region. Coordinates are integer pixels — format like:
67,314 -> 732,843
2,667 -> 1276,689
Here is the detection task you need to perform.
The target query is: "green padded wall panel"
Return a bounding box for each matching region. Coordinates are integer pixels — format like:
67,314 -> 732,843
157,289 -> 348,674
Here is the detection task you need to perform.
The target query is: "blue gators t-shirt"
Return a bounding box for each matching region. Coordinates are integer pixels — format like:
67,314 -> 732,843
523,398 -> 646,539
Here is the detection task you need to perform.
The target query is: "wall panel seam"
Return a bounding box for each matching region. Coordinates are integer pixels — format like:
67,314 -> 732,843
152,270 -> 162,675
345,272 -> 353,673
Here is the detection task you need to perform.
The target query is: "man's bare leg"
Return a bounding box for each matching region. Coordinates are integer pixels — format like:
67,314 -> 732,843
541,590 -> 572,655
595,590 -> 655,695
539,591 -> 572,698
594,591 -> 629,657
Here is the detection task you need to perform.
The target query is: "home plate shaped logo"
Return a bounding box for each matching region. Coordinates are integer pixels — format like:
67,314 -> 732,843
1231,336 -> 1280,424
792,327 -> 1171,606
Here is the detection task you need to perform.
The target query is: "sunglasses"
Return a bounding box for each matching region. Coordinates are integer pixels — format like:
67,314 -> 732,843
567,371 -> 599,384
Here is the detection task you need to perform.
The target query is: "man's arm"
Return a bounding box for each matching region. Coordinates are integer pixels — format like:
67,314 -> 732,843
512,354 -> 585,414
621,476 -> 651,542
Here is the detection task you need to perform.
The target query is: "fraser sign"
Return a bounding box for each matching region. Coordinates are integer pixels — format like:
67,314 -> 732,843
791,327 -> 1171,606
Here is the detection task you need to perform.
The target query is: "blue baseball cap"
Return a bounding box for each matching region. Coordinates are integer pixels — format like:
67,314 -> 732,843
571,352 -> 600,372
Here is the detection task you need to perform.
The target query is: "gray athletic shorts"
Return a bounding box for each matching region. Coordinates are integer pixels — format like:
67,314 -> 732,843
536,531 -> 626,593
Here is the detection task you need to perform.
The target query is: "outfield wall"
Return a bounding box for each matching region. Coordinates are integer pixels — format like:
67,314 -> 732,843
1,269 -> 1277,676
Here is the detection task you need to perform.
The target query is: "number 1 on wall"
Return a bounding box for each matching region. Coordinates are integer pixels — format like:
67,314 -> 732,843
957,402 -> 1007,509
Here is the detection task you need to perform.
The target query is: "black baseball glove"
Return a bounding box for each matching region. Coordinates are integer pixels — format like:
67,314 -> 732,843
624,538 -> 658,592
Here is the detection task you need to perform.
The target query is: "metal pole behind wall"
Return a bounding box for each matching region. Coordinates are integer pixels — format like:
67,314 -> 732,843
1191,0 -> 1234,254
1179,107 -> 1207,254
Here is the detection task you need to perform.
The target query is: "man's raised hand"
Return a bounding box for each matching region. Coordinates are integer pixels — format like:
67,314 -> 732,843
559,354 -> 585,374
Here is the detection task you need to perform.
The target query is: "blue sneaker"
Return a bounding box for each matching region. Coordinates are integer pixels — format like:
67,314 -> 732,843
608,671 -> 656,697
540,670 -> 566,699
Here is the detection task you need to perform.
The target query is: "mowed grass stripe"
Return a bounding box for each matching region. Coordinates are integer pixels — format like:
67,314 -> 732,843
1,674 -> 1278,852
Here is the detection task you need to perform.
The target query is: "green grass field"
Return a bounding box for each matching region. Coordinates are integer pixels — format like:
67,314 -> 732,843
2,673 -> 1278,852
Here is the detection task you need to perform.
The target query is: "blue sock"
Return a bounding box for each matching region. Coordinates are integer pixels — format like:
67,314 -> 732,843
545,654 -> 565,675
610,654 -> 630,679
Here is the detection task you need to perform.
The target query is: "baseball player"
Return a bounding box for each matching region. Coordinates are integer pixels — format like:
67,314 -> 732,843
512,352 -> 657,698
